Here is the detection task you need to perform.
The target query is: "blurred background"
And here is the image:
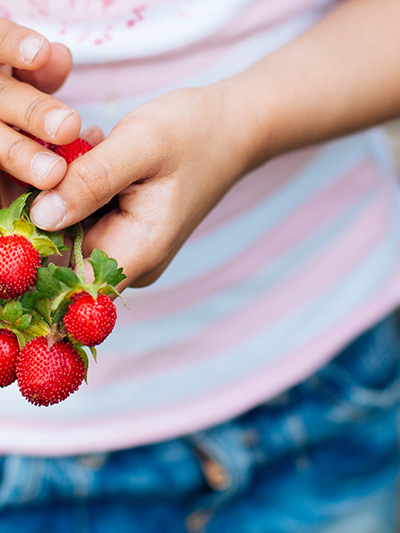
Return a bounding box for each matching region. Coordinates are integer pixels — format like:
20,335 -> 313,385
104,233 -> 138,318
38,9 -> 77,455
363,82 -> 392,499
386,119 -> 400,171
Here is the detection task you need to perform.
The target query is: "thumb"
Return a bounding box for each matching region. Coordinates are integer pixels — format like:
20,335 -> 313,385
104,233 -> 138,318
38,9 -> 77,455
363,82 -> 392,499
29,116 -> 163,231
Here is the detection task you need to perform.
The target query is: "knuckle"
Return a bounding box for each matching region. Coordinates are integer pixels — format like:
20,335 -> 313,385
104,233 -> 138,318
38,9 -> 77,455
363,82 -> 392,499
2,137 -> 28,168
23,95 -> 49,129
71,157 -> 113,206
0,72 -> 12,100
0,25 -> 12,53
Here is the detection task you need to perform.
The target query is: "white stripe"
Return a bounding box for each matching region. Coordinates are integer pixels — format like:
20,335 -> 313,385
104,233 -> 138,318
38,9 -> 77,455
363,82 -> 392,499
15,0 -> 336,64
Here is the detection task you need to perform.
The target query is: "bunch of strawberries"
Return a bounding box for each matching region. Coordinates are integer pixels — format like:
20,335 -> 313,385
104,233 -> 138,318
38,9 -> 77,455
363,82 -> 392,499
0,137 -> 125,406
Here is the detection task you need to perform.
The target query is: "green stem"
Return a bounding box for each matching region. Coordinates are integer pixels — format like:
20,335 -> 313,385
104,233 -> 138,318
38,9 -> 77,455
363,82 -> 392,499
73,223 -> 86,284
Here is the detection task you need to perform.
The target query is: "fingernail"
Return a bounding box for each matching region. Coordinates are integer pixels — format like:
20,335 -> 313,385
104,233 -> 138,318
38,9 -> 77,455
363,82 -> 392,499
19,36 -> 45,63
46,109 -> 74,138
31,152 -> 63,181
30,191 -> 66,230
80,126 -> 96,138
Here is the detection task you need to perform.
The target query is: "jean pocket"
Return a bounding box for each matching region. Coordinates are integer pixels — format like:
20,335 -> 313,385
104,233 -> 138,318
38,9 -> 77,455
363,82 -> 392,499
185,421 -> 258,532
306,315 -> 400,423
0,456 -> 4,486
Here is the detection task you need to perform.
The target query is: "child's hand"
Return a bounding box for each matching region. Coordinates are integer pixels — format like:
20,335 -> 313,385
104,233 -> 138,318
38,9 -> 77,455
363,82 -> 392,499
0,19 -> 81,191
29,85 -> 246,289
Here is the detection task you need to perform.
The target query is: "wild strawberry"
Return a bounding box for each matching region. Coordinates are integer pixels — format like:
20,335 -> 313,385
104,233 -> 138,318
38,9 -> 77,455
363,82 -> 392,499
0,234 -> 41,299
0,195 -> 64,299
17,336 -> 86,406
0,329 -> 20,387
55,138 -> 93,164
64,292 -> 117,346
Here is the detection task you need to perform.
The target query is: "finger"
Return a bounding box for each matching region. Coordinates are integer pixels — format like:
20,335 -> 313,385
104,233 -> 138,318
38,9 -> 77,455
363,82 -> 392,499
13,43 -> 72,94
81,209 -> 170,291
80,172 -> 193,289
0,123 -> 67,188
79,125 -> 104,146
0,19 -> 51,70
0,71 -> 81,144
29,117 -> 164,230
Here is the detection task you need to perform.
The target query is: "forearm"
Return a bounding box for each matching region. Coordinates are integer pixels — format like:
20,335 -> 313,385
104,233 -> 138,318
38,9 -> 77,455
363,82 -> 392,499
225,0 -> 400,172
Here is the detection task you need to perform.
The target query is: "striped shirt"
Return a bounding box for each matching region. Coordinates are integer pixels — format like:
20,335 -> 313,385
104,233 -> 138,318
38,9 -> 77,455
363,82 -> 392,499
1,0 -> 400,456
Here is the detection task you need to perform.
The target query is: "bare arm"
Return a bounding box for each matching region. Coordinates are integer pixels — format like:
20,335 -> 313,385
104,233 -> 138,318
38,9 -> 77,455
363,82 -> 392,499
228,0 -> 400,170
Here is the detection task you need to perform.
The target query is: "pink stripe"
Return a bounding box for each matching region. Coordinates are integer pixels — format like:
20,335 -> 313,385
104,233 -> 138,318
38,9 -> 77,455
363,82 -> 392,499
117,157 -> 381,323
58,0 -> 334,106
191,146 -> 319,241
2,259 -> 400,457
85,161 -> 393,391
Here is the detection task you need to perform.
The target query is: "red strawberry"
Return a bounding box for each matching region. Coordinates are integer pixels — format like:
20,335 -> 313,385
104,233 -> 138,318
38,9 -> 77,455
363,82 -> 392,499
55,138 -> 93,164
0,329 -> 20,387
64,292 -> 117,346
17,336 -> 86,406
0,234 -> 41,299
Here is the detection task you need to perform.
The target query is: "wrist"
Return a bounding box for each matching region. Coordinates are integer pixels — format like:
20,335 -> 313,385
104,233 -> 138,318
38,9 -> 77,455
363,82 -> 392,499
207,78 -> 276,181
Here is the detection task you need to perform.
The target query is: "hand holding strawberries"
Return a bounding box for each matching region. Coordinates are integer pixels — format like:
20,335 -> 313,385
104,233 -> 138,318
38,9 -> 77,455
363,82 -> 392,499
29,85 -> 249,289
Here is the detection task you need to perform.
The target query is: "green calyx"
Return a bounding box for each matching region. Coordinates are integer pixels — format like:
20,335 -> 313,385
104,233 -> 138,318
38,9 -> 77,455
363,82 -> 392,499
48,247 -> 126,315
31,225 -> 126,342
0,193 -> 67,257
0,299 -> 49,347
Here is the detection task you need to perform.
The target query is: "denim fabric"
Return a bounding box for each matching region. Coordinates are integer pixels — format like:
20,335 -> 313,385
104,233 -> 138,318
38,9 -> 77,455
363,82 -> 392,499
1,314 -> 400,533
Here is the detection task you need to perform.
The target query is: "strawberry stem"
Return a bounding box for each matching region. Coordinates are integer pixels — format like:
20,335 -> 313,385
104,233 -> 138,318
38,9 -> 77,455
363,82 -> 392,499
73,223 -> 86,284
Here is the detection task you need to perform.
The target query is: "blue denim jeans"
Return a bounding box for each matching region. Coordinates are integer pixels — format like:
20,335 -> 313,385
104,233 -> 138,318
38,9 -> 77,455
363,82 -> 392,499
1,314 -> 400,533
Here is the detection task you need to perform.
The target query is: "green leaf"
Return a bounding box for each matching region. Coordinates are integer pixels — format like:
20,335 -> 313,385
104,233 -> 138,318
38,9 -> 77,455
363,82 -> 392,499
87,248 -> 126,288
89,346 -> 97,362
35,229 -> 68,255
52,300 -> 70,325
36,265 -> 64,299
0,193 -> 30,233
50,288 -> 76,314
1,300 -> 24,323
12,218 -> 35,239
31,236 -> 61,257
15,314 -> 32,330
54,266 -> 80,289
100,285 -> 128,308
20,289 -> 40,312
36,298 -> 52,325
74,345 -> 89,383
12,328 -> 27,349
24,319 -> 50,340
48,232 -> 68,252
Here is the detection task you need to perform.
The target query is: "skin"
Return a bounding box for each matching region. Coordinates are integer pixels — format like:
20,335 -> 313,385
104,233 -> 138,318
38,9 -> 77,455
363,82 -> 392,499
1,0 -> 400,290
